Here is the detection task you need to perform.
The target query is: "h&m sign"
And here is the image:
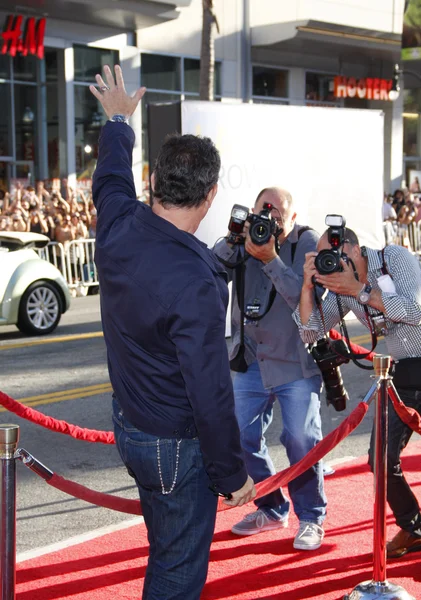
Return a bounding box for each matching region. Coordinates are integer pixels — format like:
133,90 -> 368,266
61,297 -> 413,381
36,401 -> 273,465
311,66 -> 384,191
1,15 -> 46,59
334,76 -> 393,101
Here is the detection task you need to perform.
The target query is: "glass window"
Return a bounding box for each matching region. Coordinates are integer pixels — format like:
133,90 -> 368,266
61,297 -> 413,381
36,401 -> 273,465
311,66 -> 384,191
74,45 -> 119,83
141,91 -> 181,196
74,85 -> 107,177
142,91 -> 180,152
252,66 -> 288,98
141,54 -> 181,91
184,93 -> 221,102
13,55 -> 37,82
252,97 -> 289,106
404,159 -> 420,185
305,72 -> 336,103
184,59 -> 221,95
403,89 -> 421,157
0,55 -> 10,80
45,49 -> 58,82
14,84 -> 37,163
0,83 -> 12,156
0,161 -> 11,194
47,85 -> 60,178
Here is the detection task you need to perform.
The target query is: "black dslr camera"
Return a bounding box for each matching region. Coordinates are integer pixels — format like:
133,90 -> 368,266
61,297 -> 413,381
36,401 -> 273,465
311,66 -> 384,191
227,203 -> 278,246
310,338 -> 350,412
315,214 -> 347,275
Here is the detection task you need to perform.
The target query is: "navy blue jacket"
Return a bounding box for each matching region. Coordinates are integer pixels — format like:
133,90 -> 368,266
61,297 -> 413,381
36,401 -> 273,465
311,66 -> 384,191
92,122 -> 247,494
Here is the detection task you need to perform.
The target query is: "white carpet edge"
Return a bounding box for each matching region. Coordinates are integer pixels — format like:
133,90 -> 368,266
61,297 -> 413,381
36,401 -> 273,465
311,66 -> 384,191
16,516 -> 144,563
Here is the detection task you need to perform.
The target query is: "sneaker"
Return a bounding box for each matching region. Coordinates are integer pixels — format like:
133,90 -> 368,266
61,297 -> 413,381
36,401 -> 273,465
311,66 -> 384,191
322,462 -> 335,476
293,521 -> 325,550
231,508 -> 288,536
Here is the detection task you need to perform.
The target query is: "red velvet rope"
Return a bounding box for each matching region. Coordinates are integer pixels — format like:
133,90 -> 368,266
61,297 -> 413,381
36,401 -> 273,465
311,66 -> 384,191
328,328 -> 376,362
0,331 -> 364,445
1,329 -> 420,448
328,330 -> 421,435
41,402 -> 368,515
47,474 -> 141,515
389,390 -> 421,435
0,391 -> 115,444
219,401 -> 369,511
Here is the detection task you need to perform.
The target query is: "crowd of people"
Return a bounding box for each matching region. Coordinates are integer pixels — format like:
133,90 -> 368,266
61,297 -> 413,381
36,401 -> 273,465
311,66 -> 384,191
1,180 -> 419,254
0,180 -> 97,241
0,180 -> 97,286
383,187 -> 421,248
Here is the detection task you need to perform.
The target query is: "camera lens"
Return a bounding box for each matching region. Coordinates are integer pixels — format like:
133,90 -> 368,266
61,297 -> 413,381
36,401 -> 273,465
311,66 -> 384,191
318,363 -> 349,412
315,249 -> 341,275
311,339 -> 349,412
250,221 -> 271,245
321,366 -> 348,412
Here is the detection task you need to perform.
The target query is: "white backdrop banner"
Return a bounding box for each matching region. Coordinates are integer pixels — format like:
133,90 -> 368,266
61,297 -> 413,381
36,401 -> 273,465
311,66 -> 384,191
181,101 -> 385,249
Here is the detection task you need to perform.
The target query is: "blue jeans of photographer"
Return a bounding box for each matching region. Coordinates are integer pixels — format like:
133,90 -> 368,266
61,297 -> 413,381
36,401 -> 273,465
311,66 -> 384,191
112,397 -> 218,600
233,362 -> 326,524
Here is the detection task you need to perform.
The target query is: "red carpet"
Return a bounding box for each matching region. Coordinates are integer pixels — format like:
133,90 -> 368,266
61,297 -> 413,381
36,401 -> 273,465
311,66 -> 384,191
17,444 -> 421,600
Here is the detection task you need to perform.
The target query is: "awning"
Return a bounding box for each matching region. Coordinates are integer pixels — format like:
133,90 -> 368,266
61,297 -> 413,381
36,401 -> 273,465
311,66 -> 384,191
0,0 -> 193,30
252,19 -> 401,62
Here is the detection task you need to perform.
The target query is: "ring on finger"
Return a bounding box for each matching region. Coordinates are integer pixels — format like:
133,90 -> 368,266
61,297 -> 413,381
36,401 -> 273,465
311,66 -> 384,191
100,85 -> 110,92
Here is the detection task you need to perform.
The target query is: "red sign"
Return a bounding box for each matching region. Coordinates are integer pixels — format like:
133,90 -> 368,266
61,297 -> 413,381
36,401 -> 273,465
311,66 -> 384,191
334,76 -> 393,101
1,15 -> 46,59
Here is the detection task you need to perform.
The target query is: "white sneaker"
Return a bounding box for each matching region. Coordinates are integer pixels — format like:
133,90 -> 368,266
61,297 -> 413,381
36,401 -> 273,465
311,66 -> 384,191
231,508 -> 289,536
293,521 -> 325,550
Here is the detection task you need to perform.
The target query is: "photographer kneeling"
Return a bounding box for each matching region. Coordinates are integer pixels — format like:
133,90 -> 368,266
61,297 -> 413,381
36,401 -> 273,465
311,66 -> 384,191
214,187 -> 327,551
294,219 -> 421,559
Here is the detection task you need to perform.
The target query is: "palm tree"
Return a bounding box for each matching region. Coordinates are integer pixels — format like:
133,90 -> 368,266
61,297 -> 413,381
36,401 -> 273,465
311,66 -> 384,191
199,0 -> 219,101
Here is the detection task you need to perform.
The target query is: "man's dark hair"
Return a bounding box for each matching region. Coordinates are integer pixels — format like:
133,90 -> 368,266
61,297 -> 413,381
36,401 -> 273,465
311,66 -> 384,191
153,134 -> 221,209
344,228 -> 359,247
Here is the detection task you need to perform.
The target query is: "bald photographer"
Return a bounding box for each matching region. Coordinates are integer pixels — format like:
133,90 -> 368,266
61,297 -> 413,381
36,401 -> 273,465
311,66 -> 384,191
214,187 -> 327,551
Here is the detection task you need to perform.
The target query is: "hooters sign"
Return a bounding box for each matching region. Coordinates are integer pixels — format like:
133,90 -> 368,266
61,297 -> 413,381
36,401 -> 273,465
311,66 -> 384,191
334,76 -> 393,101
1,15 -> 46,59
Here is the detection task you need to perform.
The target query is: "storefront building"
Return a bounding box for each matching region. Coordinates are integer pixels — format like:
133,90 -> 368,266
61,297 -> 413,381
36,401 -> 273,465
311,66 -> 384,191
0,0 -> 404,194
0,0 -> 192,192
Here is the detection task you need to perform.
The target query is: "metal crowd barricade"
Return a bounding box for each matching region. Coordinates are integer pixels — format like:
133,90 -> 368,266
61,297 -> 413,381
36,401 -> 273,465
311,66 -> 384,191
36,241 -> 68,283
397,222 -> 421,255
36,239 -> 98,294
64,239 -> 98,292
38,230 -> 421,291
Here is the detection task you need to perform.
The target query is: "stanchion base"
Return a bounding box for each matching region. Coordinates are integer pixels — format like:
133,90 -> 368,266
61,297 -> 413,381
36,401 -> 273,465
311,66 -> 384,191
343,580 -> 415,599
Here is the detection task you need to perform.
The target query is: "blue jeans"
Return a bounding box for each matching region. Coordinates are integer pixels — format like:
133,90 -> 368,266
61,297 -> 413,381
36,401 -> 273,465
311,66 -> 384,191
112,398 -> 218,600
233,362 -> 327,524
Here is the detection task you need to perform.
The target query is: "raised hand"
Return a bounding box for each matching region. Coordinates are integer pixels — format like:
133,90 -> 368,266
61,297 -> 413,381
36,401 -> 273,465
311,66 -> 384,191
89,64 -> 146,120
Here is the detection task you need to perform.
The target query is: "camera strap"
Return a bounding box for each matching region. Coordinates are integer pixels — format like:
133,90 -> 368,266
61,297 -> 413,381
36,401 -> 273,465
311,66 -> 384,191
291,227 -> 313,262
229,227 -> 315,371
228,259 -> 249,373
313,287 -> 376,370
244,226 -> 314,322
336,295 -> 376,370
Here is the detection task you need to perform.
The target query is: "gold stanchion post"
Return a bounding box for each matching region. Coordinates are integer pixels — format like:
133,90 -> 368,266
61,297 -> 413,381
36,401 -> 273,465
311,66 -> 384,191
344,356 -> 415,600
0,424 -> 19,600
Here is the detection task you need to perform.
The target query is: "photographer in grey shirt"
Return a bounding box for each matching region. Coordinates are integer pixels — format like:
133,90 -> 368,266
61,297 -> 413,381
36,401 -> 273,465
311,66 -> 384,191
214,187 -> 327,551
